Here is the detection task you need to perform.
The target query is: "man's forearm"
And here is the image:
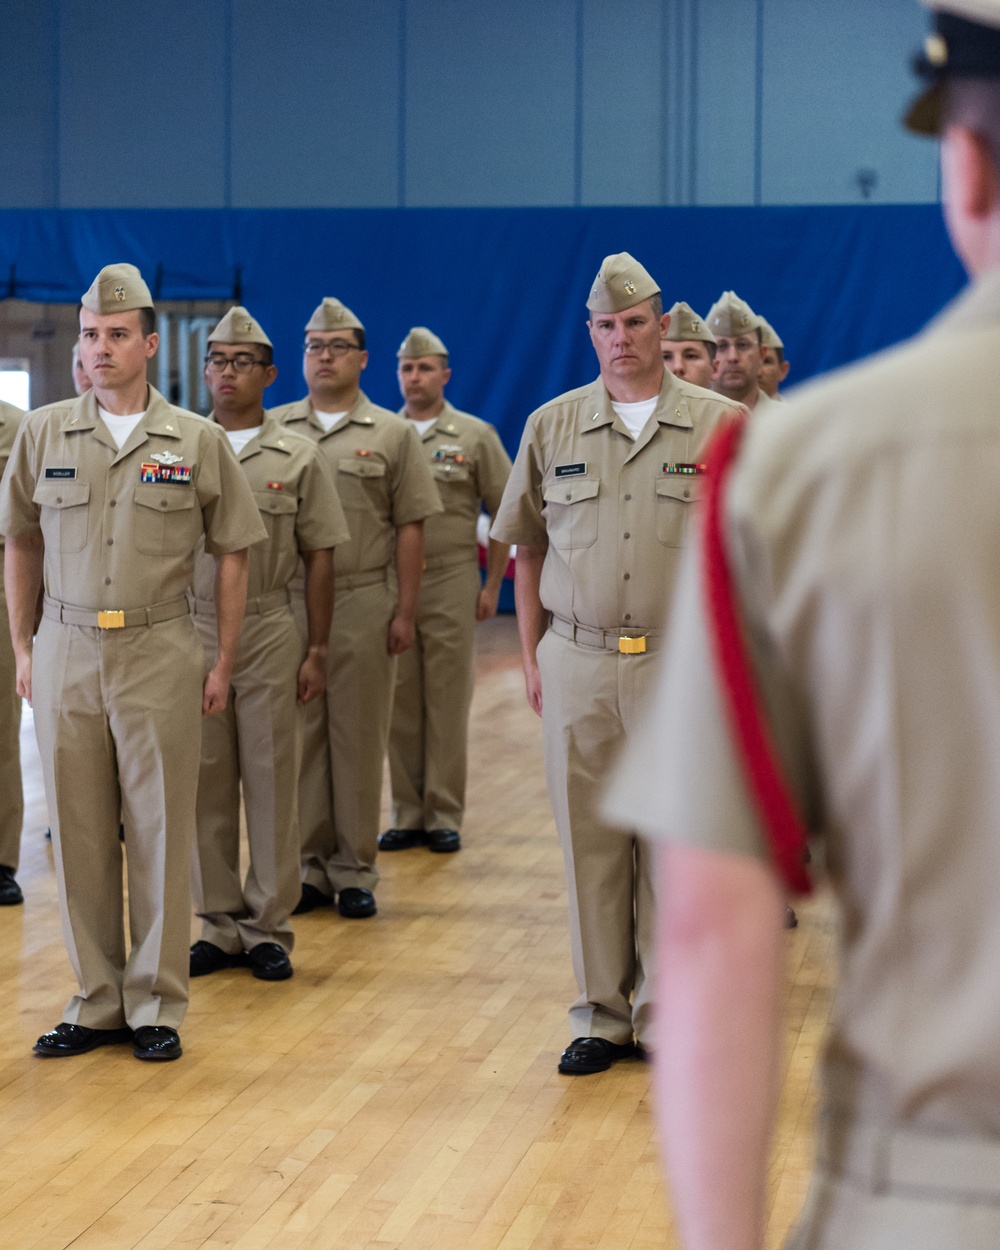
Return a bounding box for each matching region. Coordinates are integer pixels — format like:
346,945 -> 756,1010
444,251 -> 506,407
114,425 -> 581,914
654,844 -> 785,1250
484,537 -> 511,594
301,547 -> 334,654
513,544 -> 548,665
212,549 -> 250,671
4,532 -> 44,654
394,521 -> 424,620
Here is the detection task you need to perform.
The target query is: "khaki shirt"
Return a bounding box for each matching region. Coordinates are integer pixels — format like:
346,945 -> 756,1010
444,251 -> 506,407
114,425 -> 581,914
607,267 -> 1000,1138
396,400 -> 512,568
268,391 -> 442,577
0,387 -> 266,610
752,387 -> 781,416
491,370 -> 740,631
191,415 -> 350,605
0,401 -> 24,553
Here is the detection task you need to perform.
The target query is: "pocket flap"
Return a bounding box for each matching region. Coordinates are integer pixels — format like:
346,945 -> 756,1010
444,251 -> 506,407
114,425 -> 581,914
542,477 -> 600,505
655,477 -> 704,503
254,489 -> 298,515
338,458 -> 386,479
134,483 -> 197,512
433,463 -> 470,482
32,480 -> 90,508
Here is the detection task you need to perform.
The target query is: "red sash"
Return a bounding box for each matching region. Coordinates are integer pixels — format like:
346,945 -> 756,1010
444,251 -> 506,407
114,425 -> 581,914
702,418 -> 812,895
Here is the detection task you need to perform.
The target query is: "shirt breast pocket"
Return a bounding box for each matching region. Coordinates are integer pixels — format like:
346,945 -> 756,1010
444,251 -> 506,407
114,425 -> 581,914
32,480 -> 91,554
542,476 -> 600,550
655,476 -> 704,547
133,484 -> 198,556
254,489 -> 298,544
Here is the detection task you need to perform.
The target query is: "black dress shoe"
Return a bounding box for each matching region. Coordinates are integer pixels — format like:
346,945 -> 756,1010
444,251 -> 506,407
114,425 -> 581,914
248,942 -> 293,981
292,883 -> 333,915
189,940 -> 248,977
0,865 -> 23,905
378,828 -> 427,851
133,1026 -> 182,1061
558,1036 -> 636,1075
34,1022 -> 132,1057
426,829 -> 461,853
337,887 -> 377,918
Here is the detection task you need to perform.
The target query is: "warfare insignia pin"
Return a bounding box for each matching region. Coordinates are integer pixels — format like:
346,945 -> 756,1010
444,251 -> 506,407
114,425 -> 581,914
624,280 -> 636,295
114,285 -> 126,302
151,450 -> 183,465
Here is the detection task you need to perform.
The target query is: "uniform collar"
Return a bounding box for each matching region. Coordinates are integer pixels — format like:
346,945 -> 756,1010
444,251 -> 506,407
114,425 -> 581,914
927,266 -> 1000,337
398,399 -> 459,440
293,389 -> 378,436
582,370 -> 694,437
207,409 -> 279,461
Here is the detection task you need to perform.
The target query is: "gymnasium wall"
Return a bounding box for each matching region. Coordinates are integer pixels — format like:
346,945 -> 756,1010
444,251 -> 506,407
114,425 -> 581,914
2,0 -> 938,211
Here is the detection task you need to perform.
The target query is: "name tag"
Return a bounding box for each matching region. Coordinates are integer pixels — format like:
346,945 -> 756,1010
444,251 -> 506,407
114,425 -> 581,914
44,467 -> 77,480
555,462 -> 587,478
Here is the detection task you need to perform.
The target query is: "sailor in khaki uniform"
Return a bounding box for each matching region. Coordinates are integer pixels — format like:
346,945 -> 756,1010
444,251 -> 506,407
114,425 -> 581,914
605,7 -> 1000,1245
757,317 -> 790,399
189,307 -> 348,982
707,290 -> 779,414
660,301 -> 718,391
381,327 -> 512,854
0,400 -> 25,906
271,298 -> 441,919
491,253 -> 742,1074
0,265 -> 265,1061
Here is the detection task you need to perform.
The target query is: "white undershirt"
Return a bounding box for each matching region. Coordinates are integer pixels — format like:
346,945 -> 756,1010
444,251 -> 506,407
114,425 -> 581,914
226,425 -> 262,455
98,406 -> 145,450
313,408 -> 348,432
411,417 -> 438,436
611,398 -> 658,440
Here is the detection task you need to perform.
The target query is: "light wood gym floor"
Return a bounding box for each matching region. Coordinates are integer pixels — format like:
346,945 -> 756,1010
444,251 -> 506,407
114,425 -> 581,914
0,614 -> 835,1250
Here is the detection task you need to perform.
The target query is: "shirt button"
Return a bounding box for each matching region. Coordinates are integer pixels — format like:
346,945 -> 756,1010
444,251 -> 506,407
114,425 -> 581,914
623,572 -> 630,581
55,496 -> 62,504
683,489 -> 691,499
109,499 -> 117,507
624,532 -> 630,539
624,493 -> 632,501
104,577 -> 111,586
106,538 -> 113,546
624,613 -> 632,622
160,500 -> 168,509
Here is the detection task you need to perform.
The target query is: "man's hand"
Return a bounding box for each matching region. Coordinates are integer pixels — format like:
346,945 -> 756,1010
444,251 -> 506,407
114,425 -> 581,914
13,646 -> 32,705
297,649 -> 327,704
524,657 -> 543,717
476,585 -> 500,621
388,614 -> 416,655
202,662 -> 232,717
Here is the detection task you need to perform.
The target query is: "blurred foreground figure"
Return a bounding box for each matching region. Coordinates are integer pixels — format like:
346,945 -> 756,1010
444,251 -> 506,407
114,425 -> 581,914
605,3 -> 1000,1246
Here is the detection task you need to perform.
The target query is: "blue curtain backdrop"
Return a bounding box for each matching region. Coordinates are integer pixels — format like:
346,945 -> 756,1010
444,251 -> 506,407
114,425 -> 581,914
1,205 -> 966,451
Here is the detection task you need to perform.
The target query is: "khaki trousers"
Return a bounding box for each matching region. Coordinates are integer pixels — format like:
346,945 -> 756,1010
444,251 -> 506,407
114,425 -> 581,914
388,560 -> 480,833
192,603 -> 302,955
536,626 -> 657,1046
32,614 -> 202,1030
789,1120 -> 1000,1248
0,559 -> 23,871
295,574 -> 396,894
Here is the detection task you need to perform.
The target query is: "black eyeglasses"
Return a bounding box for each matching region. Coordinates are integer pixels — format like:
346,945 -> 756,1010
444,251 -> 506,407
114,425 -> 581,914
303,340 -> 361,357
204,354 -> 268,373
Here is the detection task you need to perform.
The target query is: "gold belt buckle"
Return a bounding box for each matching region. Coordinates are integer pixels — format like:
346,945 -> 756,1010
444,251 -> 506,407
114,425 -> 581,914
97,610 -> 126,630
618,635 -> 646,655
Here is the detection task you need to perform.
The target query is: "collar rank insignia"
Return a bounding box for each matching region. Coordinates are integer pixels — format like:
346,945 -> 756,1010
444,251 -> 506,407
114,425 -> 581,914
662,462 -> 706,476
141,462 -> 191,484
267,481 -> 284,490
151,450 -> 183,465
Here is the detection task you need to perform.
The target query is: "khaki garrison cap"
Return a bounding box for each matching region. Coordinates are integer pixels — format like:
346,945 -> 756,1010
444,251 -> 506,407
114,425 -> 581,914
397,326 -> 449,359
705,290 -> 759,338
662,301 -> 717,344
586,252 -> 660,313
81,263 -> 153,314
906,0 -> 1000,134
757,317 -> 784,350
306,297 -> 364,333
208,305 -> 273,348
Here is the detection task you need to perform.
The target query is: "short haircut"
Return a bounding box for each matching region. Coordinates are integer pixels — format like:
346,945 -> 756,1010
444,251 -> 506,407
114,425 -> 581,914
945,77 -> 1000,168
649,293 -> 663,320
139,307 -> 156,337
773,346 -> 785,365
704,340 -> 718,362
257,344 -> 274,367
352,326 -> 366,351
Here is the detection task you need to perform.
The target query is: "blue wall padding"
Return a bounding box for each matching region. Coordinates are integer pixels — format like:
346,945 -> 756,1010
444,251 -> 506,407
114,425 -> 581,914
1,205 -> 965,449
